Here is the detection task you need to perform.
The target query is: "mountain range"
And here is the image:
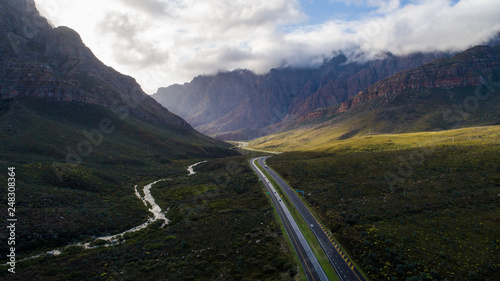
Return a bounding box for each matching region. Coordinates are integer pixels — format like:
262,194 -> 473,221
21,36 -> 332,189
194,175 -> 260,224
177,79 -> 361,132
1,1 -> 499,281
0,0 -> 232,158
153,51 -> 448,140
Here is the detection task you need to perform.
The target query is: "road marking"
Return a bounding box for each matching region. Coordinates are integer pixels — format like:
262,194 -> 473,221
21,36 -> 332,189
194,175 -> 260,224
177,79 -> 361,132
277,202 -> 317,281
257,158 -> 365,281
253,159 -> 317,281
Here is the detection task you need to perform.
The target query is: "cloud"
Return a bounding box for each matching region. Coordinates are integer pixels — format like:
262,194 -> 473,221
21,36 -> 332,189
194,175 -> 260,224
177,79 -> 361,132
98,12 -> 168,67
115,0 -> 172,16
35,0 -> 500,93
330,0 -> 401,13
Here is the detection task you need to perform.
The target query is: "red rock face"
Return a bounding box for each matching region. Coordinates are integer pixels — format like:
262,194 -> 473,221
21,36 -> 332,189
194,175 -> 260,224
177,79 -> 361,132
287,53 -> 446,117
337,46 -> 500,113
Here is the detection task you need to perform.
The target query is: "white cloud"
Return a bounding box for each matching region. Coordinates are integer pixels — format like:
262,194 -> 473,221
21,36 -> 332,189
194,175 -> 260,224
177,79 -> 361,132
330,0 -> 401,13
35,0 -> 500,94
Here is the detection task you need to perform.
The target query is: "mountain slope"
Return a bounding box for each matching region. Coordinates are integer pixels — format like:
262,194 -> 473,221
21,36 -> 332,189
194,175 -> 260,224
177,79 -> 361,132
153,52 -> 446,140
0,0 -> 236,258
0,0 -> 234,151
249,45 -> 500,152
1,0 -> 185,129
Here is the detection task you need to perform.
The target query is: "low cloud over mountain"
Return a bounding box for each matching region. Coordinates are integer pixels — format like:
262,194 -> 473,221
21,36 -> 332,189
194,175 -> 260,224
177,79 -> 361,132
36,0 -> 500,93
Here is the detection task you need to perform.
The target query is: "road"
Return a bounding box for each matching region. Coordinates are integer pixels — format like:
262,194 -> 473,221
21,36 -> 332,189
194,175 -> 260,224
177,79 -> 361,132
250,158 -> 328,281
233,141 -> 282,154
257,157 -> 367,281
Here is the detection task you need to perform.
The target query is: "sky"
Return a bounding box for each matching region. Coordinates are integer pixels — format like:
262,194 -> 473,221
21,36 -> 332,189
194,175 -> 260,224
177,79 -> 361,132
34,0 -> 500,94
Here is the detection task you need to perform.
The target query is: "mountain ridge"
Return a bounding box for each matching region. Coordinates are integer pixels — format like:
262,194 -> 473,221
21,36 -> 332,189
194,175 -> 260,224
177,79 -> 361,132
0,0 -> 236,259
153,51 -> 447,140
338,45 -> 500,114
0,0 -> 194,131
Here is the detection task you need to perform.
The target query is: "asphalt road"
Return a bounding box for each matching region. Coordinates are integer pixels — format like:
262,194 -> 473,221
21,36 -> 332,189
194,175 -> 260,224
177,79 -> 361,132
258,157 -> 367,281
250,158 -> 328,281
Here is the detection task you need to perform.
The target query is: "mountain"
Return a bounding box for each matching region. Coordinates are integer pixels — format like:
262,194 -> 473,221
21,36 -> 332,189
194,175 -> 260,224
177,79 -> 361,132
0,0 -> 236,258
249,45 -> 500,152
2,0 -> 184,128
153,51 -> 446,140
0,0 -> 234,152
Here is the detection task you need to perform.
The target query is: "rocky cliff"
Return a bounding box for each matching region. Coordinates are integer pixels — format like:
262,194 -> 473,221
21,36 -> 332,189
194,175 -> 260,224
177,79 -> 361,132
338,45 -> 500,113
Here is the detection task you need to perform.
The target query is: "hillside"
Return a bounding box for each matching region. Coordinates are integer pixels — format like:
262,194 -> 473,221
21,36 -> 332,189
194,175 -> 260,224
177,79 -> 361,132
0,0 -> 237,261
249,45 -> 500,152
246,44 -> 500,280
153,52 -> 446,140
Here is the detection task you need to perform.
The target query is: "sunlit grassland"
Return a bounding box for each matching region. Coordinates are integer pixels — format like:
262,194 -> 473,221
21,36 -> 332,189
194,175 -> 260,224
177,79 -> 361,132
250,124 -> 500,154
250,79 -> 500,153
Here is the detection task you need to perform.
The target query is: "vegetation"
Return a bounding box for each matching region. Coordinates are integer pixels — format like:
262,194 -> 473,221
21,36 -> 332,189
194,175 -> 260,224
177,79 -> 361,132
264,127 -> 500,280
254,161 -> 308,281
0,97 -> 235,259
0,155 -> 301,280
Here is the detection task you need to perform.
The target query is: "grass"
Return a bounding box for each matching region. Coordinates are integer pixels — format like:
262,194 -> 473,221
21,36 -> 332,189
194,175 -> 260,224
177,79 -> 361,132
255,161 -> 340,281
275,174 -> 371,281
0,97 -> 237,259
264,127 -> 500,280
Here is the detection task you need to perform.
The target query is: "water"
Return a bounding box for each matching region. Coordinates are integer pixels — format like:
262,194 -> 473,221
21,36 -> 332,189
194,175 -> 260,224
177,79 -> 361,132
187,161 -> 207,175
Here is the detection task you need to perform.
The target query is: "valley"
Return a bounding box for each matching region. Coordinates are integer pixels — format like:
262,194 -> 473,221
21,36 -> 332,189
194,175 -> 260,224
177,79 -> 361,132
1,155 -> 302,280
1,1 -> 499,280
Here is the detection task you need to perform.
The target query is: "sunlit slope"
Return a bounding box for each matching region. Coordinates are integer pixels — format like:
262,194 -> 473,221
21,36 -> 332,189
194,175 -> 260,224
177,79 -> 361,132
250,124 -> 500,153
248,83 -> 500,152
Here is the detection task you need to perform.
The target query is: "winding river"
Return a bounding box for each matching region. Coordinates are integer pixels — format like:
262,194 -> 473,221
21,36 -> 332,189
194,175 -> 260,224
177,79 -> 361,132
16,161 -> 206,262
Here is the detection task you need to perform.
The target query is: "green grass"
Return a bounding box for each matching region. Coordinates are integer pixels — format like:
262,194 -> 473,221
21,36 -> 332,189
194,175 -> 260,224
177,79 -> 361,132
264,128 -> 500,280
255,161 -> 340,281
275,174 -> 371,281
0,97 -> 237,259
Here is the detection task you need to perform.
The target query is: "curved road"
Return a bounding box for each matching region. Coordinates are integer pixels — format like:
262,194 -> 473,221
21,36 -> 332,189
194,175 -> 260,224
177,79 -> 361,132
257,157 -> 367,281
250,158 -> 328,281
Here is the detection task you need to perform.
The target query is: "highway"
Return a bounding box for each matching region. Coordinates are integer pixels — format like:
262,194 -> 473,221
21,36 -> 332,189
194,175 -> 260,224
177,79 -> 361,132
256,157 -> 367,281
250,158 -> 329,281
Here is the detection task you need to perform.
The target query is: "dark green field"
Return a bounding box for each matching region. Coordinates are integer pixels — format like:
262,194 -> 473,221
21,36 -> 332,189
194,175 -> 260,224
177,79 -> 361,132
0,155 -> 301,280
0,97 -> 237,259
266,128 -> 500,281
